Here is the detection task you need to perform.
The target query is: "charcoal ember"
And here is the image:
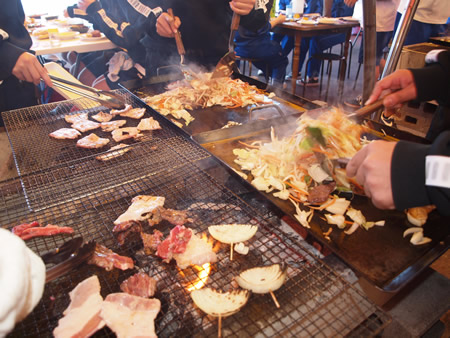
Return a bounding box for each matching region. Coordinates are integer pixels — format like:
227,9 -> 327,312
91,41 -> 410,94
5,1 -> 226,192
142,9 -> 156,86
307,182 -> 336,204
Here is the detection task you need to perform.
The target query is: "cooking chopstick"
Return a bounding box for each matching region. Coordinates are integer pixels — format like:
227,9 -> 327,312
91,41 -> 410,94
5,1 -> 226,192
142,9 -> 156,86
347,98 -> 384,119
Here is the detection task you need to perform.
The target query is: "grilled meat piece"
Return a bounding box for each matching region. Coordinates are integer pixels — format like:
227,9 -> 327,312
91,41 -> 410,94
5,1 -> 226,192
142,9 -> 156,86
114,196 -> 165,225
88,244 -> 134,271
13,223 -> 74,241
141,230 -> 164,255
64,112 -> 88,124
110,104 -> 132,116
307,182 -> 336,204
157,225 -> 192,261
96,144 -> 131,161
119,107 -> 145,119
91,111 -> 113,122
71,119 -> 100,132
100,120 -> 127,132
49,128 -> 81,139
120,272 -> 157,298
137,117 -> 161,131
77,133 -> 110,149
160,207 -> 193,226
111,127 -> 143,142
113,220 -> 142,246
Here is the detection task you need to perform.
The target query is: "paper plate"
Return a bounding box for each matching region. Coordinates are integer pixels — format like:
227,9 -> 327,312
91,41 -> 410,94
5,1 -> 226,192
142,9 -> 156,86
79,33 -> 106,41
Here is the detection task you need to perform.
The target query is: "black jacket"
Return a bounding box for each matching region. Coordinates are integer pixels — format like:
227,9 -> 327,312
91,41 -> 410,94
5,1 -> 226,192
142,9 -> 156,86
391,50 -> 450,215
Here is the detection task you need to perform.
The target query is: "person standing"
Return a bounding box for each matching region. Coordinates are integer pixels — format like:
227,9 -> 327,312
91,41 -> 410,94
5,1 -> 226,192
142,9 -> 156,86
0,0 -> 52,125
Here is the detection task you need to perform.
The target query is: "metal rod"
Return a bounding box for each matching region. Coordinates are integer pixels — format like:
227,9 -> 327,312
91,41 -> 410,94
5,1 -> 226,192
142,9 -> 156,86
381,0 -> 420,78
362,0 -> 377,104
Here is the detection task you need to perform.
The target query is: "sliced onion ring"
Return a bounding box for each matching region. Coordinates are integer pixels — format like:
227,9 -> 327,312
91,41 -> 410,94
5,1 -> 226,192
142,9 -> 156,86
235,263 -> 287,294
190,288 -> 249,317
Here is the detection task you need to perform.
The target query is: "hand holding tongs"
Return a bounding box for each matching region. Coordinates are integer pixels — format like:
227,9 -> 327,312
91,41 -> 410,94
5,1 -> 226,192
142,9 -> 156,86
49,75 -> 126,110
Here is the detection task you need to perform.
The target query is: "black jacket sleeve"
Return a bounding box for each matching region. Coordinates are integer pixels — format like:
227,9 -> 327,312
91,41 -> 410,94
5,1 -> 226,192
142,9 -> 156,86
391,51 -> 450,215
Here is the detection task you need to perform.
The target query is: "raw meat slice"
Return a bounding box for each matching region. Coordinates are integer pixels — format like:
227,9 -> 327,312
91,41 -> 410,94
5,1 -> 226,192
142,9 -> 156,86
65,112 -> 88,124
111,127 -> 143,142
77,133 -> 110,149
11,221 -> 40,236
18,224 -> 74,241
137,117 -> 161,131
88,244 -> 134,271
120,272 -> 157,298
71,119 -> 100,132
100,120 -> 127,132
119,107 -> 145,119
53,275 -> 105,338
173,232 -> 217,269
114,195 -> 165,225
49,128 -> 81,140
156,225 -> 192,262
91,111 -> 113,122
100,293 -> 160,338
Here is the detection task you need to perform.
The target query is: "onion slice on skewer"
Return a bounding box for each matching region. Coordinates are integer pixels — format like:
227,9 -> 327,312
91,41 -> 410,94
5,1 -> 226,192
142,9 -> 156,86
208,224 -> 258,261
235,263 -> 287,308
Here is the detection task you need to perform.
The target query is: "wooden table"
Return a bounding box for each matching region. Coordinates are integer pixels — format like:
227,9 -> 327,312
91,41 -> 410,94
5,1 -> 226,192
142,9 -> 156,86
274,20 -> 360,99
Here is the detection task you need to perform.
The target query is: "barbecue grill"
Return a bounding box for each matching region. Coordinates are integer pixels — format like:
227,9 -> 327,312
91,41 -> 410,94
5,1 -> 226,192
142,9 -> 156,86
1,155 -> 389,337
1,90 -> 390,336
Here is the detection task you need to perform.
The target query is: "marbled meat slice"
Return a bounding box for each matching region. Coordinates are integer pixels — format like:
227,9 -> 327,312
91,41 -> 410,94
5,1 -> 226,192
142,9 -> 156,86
119,107 -> 145,119
120,272 -> 157,298
49,128 -> 81,140
16,223 -> 74,241
114,195 -> 165,225
100,119 -> 127,132
137,117 -> 161,131
71,119 -> 100,132
65,112 -> 88,124
96,144 -> 131,161
110,104 -> 132,116
91,111 -> 113,122
112,127 -> 143,142
88,243 -> 134,271
173,231 -> 217,270
53,275 -> 105,338
77,133 -> 110,149
156,225 -> 192,262
100,293 -> 160,338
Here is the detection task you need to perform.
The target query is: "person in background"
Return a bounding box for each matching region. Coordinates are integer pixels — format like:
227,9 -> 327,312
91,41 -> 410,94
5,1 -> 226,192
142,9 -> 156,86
344,0 -> 400,110
144,0 -> 257,76
346,50 -> 450,215
395,0 -> 450,46
234,1 -> 289,87
0,0 -> 52,125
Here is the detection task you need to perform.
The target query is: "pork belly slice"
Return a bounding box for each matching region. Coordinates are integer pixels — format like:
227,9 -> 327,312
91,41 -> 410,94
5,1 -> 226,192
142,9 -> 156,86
88,243 -> 134,271
96,144 -> 130,161
119,107 -> 146,119
71,119 -> 100,133
111,127 -> 143,142
120,272 -> 157,298
65,112 -> 88,124
173,231 -> 217,270
114,195 -> 165,225
137,117 -> 161,131
100,119 -> 127,132
110,104 -> 132,116
101,293 -> 160,338
77,133 -> 110,149
53,275 -> 105,338
49,128 -> 81,140
91,111 -> 113,122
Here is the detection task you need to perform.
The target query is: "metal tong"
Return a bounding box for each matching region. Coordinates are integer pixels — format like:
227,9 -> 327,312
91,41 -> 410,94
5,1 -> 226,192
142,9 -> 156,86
346,98 -> 384,119
49,75 -> 126,110
42,237 -> 96,283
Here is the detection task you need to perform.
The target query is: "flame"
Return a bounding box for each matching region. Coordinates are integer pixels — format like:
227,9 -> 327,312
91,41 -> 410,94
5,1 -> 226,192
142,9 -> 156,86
187,263 -> 211,292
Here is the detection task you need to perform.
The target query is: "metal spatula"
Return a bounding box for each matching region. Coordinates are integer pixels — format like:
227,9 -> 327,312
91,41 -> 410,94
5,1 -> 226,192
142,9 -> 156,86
211,12 -> 241,79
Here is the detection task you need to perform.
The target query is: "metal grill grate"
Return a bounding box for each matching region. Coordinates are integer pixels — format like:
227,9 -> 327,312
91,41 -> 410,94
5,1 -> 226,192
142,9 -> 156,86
2,141 -> 390,337
3,90 -> 183,176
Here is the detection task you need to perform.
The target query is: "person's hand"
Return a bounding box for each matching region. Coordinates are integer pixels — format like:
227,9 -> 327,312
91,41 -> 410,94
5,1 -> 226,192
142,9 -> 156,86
12,52 -> 53,87
156,12 -> 181,38
63,9 -> 69,18
77,0 -> 96,11
230,0 -> 256,15
346,140 -> 397,210
270,14 -> 286,28
344,0 -> 358,7
365,69 -> 418,117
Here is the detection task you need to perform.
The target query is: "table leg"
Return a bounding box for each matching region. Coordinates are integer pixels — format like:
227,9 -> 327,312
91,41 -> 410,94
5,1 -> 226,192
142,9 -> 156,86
291,32 -> 301,95
337,28 -> 352,100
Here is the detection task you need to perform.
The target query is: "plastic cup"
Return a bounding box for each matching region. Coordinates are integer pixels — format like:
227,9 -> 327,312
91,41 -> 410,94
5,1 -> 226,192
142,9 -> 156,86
48,28 -> 61,47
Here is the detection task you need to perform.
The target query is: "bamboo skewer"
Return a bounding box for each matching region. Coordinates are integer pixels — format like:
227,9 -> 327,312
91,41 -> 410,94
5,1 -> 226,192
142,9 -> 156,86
218,315 -> 222,338
269,290 -> 280,308
230,243 -> 234,261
